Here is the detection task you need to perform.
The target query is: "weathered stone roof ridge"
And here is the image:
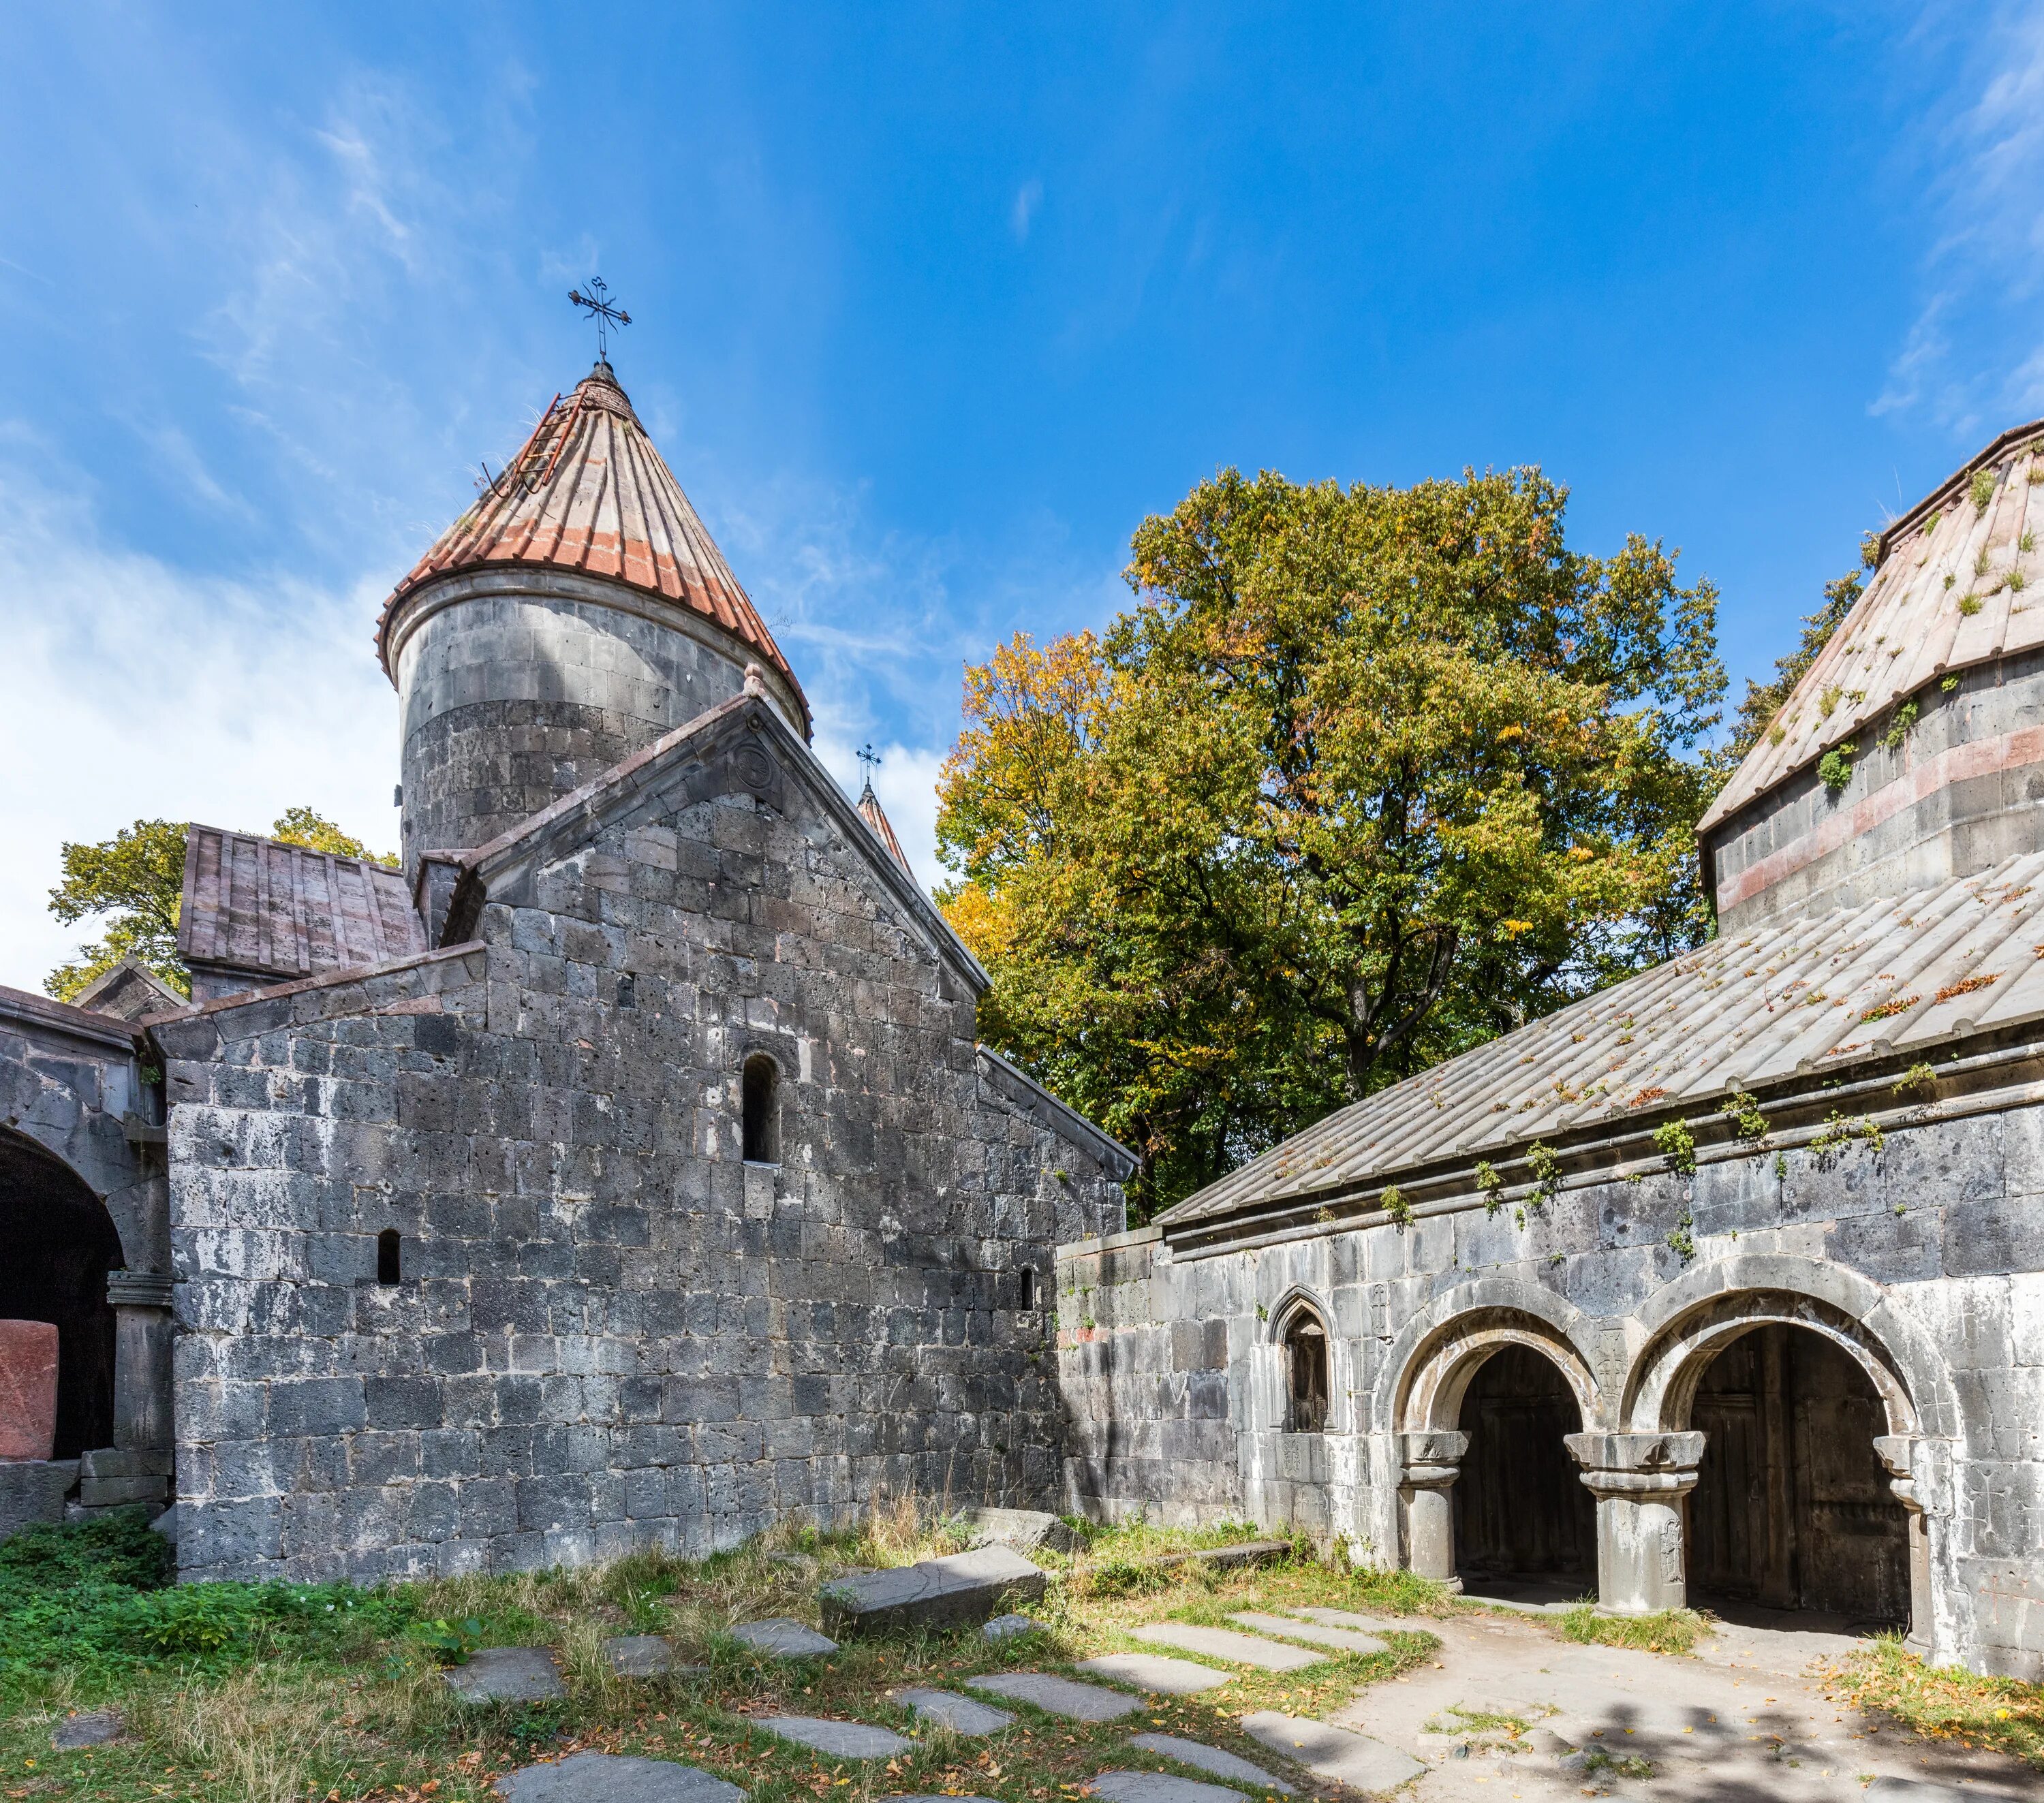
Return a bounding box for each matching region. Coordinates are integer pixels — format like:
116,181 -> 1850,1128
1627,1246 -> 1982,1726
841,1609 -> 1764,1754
856,778 -> 913,880
1701,420 -> 2044,835
1156,849 -> 2044,1229
177,827 -> 426,985
975,1045 -> 1139,1182
0,982 -> 146,1054
137,941 -> 486,1028
444,685 -> 991,994
375,360 -> 809,729
71,956 -> 187,1022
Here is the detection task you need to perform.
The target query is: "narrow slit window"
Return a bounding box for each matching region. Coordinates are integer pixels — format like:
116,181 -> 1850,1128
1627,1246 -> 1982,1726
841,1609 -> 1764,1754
1284,1311 -> 1329,1433
377,1229 -> 402,1287
742,1055 -> 780,1164
1019,1267 -> 1038,1312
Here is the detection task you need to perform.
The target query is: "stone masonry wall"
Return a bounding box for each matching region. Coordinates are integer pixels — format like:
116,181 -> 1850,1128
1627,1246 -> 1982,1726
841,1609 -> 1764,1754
1057,1099 -> 2044,1678
155,769 -> 1123,1584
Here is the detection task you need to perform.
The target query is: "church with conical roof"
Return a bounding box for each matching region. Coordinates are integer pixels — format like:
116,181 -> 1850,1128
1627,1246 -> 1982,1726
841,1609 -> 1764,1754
0,358 -> 1132,1580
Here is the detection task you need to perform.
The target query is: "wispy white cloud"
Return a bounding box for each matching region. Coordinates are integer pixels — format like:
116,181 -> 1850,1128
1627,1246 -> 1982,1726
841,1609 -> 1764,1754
1011,178 -> 1043,244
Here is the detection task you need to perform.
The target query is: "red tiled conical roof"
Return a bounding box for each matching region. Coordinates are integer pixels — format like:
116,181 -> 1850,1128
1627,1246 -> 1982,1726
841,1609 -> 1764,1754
857,779 -> 914,880
376,360 -> 806,725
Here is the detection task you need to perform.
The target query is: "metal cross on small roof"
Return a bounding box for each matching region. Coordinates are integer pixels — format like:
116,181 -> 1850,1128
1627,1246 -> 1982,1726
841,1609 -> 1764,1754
568,278 -> 632,360
856,742 -> 882,786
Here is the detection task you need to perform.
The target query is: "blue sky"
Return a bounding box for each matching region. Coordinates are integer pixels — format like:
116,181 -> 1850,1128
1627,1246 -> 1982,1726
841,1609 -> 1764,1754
3,2 -> 2041,990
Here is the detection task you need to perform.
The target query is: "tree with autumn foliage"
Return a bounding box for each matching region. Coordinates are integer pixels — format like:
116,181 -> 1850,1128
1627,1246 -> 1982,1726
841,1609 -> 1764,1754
938,466 -> 1725,1216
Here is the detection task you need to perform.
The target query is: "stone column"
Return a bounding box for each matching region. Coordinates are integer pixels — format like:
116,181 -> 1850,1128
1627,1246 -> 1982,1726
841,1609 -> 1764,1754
1874,1434 -> 1938,1661
1566,1430 -> 1705,1616
77,1272 -> 174,1511
1397,1429 -> 1468,1587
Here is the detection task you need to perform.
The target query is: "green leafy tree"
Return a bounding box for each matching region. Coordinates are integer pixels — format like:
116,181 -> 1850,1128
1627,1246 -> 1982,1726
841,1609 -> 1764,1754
46,809 -> 392,1003
939,465 -> 1725,1215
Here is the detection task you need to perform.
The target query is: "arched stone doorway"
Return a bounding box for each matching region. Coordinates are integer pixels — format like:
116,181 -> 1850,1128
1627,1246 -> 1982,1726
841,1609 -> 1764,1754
1688,1324 -> 1910,1627
1455,1343 -> 1596,1590
0,1129 -> 123,1456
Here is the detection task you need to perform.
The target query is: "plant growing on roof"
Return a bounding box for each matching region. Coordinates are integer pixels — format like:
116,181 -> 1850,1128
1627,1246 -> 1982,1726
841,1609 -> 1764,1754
1895,1063 -> 1937,1099
1522,1141 -> 1562,1225
1380,1185 -> 1411,1227
1958,595 -> 1983,616
1971,468 -> 1998,511
1474,1159 -> 1505,1217
1818,745 -> 1856,794
1942,674 -> 1961,692
1722,1090 -> 1767,1141
1810,1110 -> 1885,1158
1881,701 -> 1918,752
1652,1117 -> 1697,1176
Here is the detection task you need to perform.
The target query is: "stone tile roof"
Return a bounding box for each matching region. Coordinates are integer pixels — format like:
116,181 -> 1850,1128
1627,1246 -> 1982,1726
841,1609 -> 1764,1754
856,780 -> 913,880
178,827 -> 425,984
375,360 -> 805,719
1156,851 -> 2044,1227
1702,420 -> 2044,834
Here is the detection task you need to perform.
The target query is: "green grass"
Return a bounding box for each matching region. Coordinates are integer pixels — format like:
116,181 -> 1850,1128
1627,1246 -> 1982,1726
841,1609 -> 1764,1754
1828,1633 -> 2044,1770
0,1509 -> 1459,1803
1555,1603 -> 1708,1655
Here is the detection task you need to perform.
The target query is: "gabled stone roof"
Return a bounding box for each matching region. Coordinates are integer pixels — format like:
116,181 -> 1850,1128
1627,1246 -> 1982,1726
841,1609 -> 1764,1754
856,779 -> 913,881
178,827 -> 425,985
1157,851 -> 2044,1229
375,360 -> 806,725
1702,422 -> 2044,835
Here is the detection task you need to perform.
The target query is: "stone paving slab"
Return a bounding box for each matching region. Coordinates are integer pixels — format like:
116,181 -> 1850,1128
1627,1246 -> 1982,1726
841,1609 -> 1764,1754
962,1506 -> 1080,1554
1227,1612 -> 1388,1657
1087,1772 -> 1248,1803
1239,1714 -> 1425,1794
730,1618 -> 838,1657
446,1647 -> 568,1704
1075,1652 -> 1234,1695
1286,1607 -> 1408,1635
1865,1781 -> 2031,1803
756,1716 -> 912,1758
888,1687 -> 1015,1735
1132,1624 -> 1322,1672
982,1613 -> 1041,1640
821,1545 -> 1047,1635
604,1635 -> 678,1677
495,1750 -> 743,1801
49,1710 -> 121,1751
1128,1734 -> 1297,1793
882,1796 -> 1001,1802
964,1671 -> 1142,1721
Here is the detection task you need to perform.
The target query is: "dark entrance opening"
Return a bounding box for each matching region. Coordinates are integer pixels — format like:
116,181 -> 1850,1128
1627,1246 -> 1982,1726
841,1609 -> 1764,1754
1283,1310 -> 1329,1433
0,1129 -> 123,1456
1455,1345 -> 1594,1588
1689,1323 -> 1909,1628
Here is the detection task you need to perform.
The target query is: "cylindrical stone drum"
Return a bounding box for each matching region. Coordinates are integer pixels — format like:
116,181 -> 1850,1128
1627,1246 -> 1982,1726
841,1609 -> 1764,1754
0,1319 -> 59,1461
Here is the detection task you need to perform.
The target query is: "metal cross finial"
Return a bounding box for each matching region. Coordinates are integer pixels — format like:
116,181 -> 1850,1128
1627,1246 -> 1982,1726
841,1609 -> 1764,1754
568,278 -> 632,360
856,742 -> 882,788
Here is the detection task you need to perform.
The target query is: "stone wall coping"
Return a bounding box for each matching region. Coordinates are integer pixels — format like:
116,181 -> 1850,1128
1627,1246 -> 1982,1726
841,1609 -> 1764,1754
106,1271 -> 174,1309
976,1048 -> 1138,1184
0,982 -> 144,1056
1054,1224 -> 1162,1264
142,942 -> 486,1034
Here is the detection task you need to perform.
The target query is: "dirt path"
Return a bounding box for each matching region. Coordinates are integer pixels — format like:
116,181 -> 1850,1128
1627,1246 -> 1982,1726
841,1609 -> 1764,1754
1323,1610 -> 2041,1800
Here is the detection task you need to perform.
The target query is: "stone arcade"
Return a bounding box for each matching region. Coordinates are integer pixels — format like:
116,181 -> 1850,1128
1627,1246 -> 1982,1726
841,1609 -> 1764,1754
0,358 -> 1130,1575
1056,421 -> 2044,1679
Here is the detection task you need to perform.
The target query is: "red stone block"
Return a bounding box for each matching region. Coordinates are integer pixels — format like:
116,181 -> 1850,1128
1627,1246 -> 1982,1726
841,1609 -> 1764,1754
0,1320 -> 59,1461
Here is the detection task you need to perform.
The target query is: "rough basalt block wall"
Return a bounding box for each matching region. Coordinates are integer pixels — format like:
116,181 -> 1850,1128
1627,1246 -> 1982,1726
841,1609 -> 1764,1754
155,780 -> 1122,1585
1057,1101 -> 2044,1678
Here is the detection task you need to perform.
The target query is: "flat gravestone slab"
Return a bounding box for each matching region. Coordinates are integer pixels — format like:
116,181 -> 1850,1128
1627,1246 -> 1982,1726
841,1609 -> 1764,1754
821,1544 -> 1046,1635
884,1796 -> 1002,1802
1240,1714 -> 1425,1794
1087,1772 -> 1247,1803
982,1613 -> 1040,1640
757,1716 -> 912,1758
1286,1608 -> 1406,1635
50,1710 -> 122,1751
604,1635 -> 677,1676
446,1646 -> 568,1704
1128,1734 -> 1296,1794
1226,1612 -> 1387,1657
730,1617 -> 838,1657
965,1671 -> 1141,1721
1132,1624 -> 1321,1673
495,1750 -> 743,1801
1076,1652 -> 1233,1695
962,1507 -> 1080,1554
889,1687 -> 1014,1735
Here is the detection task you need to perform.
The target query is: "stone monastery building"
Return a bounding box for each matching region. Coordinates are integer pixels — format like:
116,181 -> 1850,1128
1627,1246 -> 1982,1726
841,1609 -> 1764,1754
1,366 -> 2041,1680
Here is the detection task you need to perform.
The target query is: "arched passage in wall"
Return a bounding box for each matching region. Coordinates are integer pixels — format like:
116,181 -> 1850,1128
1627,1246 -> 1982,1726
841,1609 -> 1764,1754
0,1128 -> 123,1456
1627,1287 -> 1920,1631
1272,1292 -> 1331,1434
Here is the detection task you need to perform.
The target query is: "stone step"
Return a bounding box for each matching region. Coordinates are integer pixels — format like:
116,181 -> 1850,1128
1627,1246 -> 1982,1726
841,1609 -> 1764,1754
756,1716 -> 913,1758
982,1612 -> 1041,1641
446,1646 -> 567,1704
1284,1607 -> 1407,1635
1132,1624 -> 1323,1672
1239,1713 -> 1425,1795
494,1750 -> 742,1800
1087,1772 -> 1247,1803
820,1544 -> 1047,1635
1076,1652 -> 1235,1695
963,1671 -> 1142,1721
729,1618 -> 837,1657
1226,1612 -> 1387,1657
49,1710 -> 121,1751
887,1687 -> 1015,1735
1127,1732 -> 1297,1794
961,1506 -> 1081,1554
603,1635 -> 679,1677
